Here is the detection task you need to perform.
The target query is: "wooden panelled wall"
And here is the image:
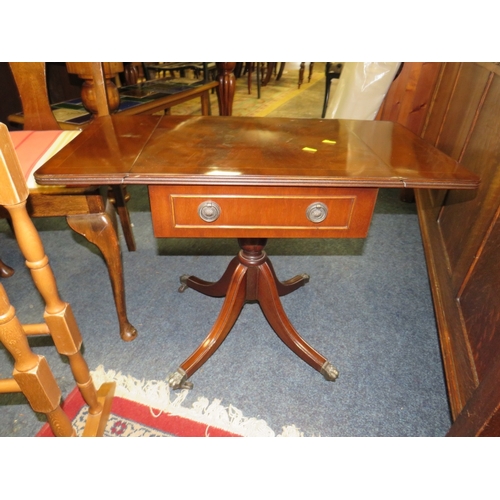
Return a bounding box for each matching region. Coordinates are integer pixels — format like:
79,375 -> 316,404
380,62 -> 500,436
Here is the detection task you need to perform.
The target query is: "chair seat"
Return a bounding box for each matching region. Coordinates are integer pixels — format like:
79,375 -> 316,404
10,130 -> 80,188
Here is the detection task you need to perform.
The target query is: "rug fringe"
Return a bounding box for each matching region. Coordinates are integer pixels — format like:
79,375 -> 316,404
91,365 -> 304,437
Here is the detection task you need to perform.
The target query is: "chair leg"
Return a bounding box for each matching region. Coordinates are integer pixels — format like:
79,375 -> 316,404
299,62 -> 305,88
66,213 -> 138,342
108,186 -> 136,251
276,62 -> 286,80
262,63 -> 275,86
246,63 -> 252,94
322,63 -> 332,119
322,78 -> 330,118
322,64 -> 343,118
308,62 -> 314,82
257,63 -> 261,99
234,62 -> 243,78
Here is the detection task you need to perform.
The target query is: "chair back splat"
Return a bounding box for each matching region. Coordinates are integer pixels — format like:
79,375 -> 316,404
9,62 -> 59,130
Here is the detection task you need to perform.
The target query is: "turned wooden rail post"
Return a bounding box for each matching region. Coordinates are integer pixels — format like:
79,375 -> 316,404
0,122 -> 115,436
66,62 -> 124,114
0,123 -> 76,435
0,282 -> 77,436
7,198 -> 105,417
216,62 -> 236,116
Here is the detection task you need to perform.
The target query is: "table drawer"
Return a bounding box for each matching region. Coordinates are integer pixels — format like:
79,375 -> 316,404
149,185 -> 378,238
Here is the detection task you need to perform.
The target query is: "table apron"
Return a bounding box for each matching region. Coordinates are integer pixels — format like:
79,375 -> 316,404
149,185 -> 378,238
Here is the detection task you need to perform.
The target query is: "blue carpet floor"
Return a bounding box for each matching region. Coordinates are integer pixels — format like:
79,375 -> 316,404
0,186 -> 452,436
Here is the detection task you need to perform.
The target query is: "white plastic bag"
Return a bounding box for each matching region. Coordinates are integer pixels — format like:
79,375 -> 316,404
325,62 -> 401,120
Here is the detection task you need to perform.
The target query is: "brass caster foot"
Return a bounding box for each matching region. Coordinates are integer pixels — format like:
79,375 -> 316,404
168,368 -> 194,390
178,275 -> 190,293
321,361 -> 339,381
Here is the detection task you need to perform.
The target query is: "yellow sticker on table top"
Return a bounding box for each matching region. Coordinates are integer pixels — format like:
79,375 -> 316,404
322,140 -> 337,144
302,147 -> 317,152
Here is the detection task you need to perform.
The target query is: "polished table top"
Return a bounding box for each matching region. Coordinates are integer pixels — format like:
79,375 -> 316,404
35,115 -> 479,189
33,114 -> 480,390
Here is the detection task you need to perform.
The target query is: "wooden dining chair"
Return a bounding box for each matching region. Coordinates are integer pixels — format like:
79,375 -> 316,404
0,122 -> 115,436
3,62 -> 137,342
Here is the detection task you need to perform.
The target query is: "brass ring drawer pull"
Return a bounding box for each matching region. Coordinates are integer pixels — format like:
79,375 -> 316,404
306,202 -> 328,223
198,200 -> 221,222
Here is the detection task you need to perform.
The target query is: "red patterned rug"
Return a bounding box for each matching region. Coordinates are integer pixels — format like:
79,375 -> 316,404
37,387 -> 241,437
37,366 -> 303,437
